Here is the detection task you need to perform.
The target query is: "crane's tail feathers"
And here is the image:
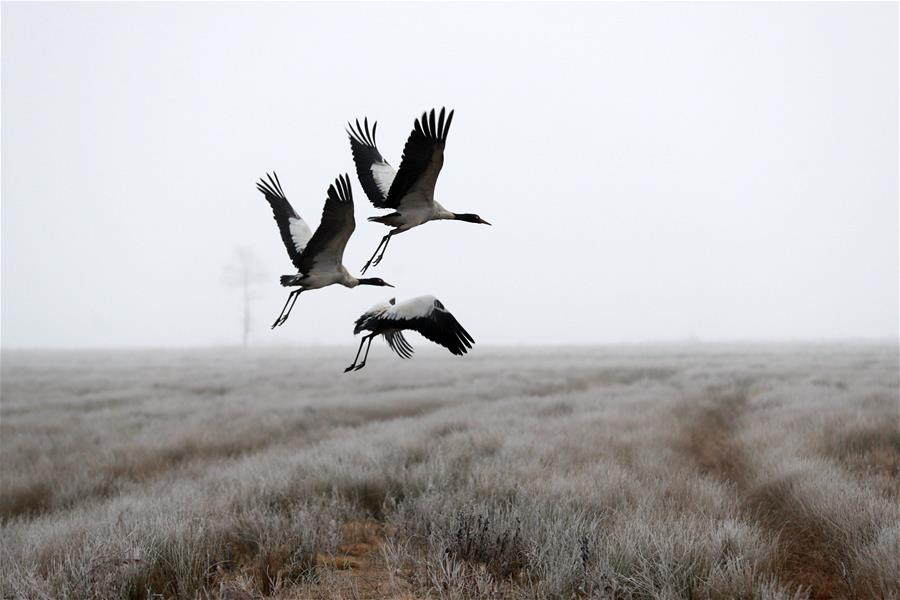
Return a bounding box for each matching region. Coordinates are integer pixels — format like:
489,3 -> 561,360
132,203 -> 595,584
280,274 -> 303,287
368,212 -> 401,225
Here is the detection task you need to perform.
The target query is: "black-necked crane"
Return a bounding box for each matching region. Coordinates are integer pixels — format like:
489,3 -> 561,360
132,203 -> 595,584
344,295 -> 474,372
256,172 -> 394,329
347,108 -> 491,274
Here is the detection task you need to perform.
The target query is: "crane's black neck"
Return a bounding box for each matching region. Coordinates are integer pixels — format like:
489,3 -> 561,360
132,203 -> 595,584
453,213 -> 481,223
357,278 -> 385,286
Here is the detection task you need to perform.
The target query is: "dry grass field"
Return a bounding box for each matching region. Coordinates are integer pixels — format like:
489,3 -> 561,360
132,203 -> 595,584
1,345 -> 897,600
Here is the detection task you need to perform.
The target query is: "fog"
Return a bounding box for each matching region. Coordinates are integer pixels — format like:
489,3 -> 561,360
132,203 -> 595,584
2,2 -> 897,348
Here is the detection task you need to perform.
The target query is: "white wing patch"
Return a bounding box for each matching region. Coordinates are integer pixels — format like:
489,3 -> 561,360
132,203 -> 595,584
366,300 -> 393,316
371,163 -> 396,198
289,217 -> 312,255
386,295 -> 438,320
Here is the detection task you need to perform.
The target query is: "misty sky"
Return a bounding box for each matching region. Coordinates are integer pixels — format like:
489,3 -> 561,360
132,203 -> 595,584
2,2 -> 897,348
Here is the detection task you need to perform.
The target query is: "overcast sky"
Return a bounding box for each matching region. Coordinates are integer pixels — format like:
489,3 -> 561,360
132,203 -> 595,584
2,2 -> 897,348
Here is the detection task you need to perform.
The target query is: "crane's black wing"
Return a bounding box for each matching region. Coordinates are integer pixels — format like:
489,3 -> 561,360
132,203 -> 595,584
384,331 -> 415,359
347,118 -> 397,209
378,295 -> 473,356
256,172 -> 312,270
385,108 -> 454,209
296,174 -> 355,275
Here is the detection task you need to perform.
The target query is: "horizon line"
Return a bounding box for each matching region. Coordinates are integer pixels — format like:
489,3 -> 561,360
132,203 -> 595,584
2,338 -> 898,353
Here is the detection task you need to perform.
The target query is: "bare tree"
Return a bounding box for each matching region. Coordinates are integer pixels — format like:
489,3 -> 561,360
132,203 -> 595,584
222,246 -> 267,347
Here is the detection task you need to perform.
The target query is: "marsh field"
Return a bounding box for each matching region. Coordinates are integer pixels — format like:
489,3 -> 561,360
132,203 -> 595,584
1,345 -> 897,600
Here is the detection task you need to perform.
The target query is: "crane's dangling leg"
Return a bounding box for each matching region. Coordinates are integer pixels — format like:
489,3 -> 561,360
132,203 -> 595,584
344,335 -> 370,373
371,232 -> 394,268
271,289 -> 302,329
361,231 -> 393,274
278,289 -> 303,326
271,291 -> 296,329
354,335 -> 376,371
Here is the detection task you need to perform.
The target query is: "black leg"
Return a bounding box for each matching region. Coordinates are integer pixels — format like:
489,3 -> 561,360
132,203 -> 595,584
272,289 -> 301,328
354,335 -> 376,371
361,233 -> 391,274
344,336 -> 368,373
371,232 -> 394,267
271,290 -> 298,329
278,289 -> 302,326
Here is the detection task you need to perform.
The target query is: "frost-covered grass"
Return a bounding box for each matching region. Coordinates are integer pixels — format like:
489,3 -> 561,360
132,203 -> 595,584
1,345 -> 897,599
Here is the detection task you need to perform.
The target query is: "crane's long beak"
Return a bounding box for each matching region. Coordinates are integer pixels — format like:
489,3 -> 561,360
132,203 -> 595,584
384,282 -> 395,288
479,218 -> 492,226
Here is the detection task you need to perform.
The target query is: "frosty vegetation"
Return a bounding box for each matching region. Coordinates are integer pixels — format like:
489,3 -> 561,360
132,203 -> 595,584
1,345 -> 897,599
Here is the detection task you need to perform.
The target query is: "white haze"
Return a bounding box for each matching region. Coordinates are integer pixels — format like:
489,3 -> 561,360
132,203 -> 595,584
1,2 -> 897,348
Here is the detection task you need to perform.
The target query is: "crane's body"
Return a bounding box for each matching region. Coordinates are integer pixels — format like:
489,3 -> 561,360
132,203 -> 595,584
367,200 -> 455,230
280,264 -> 359,290
345,295 -> 474,372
